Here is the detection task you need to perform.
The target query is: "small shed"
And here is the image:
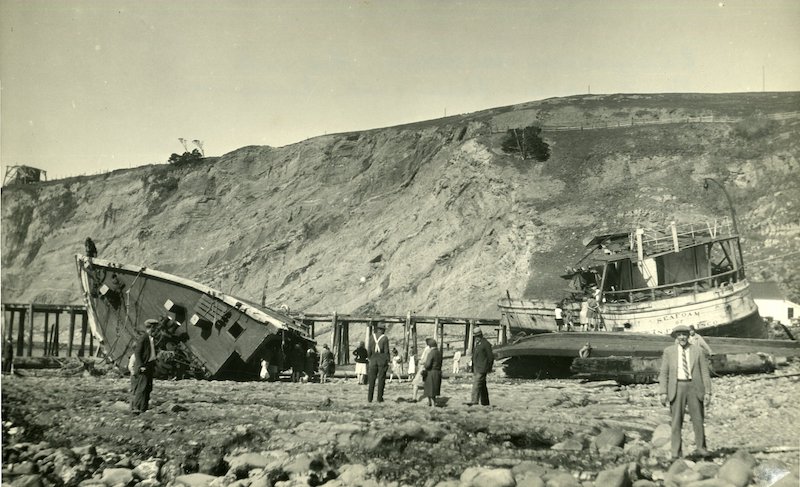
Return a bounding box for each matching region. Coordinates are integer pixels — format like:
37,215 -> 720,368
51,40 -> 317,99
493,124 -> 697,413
3,165 -> 47,186
750,282 -> 799,325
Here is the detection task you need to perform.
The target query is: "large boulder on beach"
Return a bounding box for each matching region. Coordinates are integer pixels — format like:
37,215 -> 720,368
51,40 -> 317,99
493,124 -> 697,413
595,428 -> 626,451
718,450 -> 757,487
593,464 -> 630,487
459,467 -> 515,487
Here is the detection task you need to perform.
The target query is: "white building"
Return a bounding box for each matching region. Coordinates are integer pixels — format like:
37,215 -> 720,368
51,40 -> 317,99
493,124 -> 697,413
750,282 -> 799,326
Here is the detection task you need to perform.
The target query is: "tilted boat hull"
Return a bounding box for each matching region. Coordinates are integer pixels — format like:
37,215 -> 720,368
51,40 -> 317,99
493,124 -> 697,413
75,255 -> 314,379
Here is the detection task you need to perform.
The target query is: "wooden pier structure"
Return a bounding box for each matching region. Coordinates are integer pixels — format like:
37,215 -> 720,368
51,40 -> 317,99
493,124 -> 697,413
2,303 -> 92,358
293,312 -> 502,366
2,302 -> 503,367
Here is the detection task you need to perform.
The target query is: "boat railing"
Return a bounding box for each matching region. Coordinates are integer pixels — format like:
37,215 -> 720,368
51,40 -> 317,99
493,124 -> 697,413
602,268 -> 741,303
637,219 -> 735,254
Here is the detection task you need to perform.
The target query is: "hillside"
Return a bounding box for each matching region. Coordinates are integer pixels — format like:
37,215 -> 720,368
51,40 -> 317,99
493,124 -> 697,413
3,92 -> 800,323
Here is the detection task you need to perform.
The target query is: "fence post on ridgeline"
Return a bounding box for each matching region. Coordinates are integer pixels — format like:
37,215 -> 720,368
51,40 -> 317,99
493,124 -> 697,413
68,309 -> 76,357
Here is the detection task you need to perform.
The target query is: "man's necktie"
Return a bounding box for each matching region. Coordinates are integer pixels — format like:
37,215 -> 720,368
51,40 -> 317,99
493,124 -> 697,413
682,347 -> 691,379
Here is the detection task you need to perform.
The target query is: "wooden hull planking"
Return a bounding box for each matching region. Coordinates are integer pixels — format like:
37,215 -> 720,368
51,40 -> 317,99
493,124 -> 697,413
75,255 -> 313,378
498,280 -> 765,339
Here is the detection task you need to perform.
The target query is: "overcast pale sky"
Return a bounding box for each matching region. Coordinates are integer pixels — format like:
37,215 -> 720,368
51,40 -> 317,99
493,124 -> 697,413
1,0 -> 799,179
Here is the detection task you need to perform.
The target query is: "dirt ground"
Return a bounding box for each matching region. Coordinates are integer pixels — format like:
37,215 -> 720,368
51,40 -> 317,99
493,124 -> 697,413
2,361 -> 799,486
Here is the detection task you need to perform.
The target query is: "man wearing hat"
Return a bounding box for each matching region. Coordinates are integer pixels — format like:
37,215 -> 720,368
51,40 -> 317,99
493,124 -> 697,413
366,323 -> 390,402
130,318 -> 159,414
688,325 -> 713,357
468,326 -> 494,406
658,324 -> 712,459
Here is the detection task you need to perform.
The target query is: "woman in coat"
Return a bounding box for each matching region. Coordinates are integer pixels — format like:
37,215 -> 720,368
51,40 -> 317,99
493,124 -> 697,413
423,338 -> 442,407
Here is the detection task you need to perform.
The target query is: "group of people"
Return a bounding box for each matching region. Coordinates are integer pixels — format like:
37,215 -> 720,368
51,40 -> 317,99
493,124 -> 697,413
357,323 -> 495,407
555,290 -> 603,332
129,315 -> 714,461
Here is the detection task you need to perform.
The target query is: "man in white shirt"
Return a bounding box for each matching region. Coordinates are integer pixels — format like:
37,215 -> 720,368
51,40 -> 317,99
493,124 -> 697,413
658,325 -> 712,459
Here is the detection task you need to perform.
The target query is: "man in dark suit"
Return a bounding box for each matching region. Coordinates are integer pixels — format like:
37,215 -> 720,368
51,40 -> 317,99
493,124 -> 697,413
658,324 -> 712,459
367,323 -> 390,403
468,326 -> 494,406
130,318 -> 159,414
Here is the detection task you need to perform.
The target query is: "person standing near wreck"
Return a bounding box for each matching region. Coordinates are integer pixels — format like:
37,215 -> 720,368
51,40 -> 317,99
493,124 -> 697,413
688,325 -> 713,356
85,237 -> 98,258
468,327 -> 494,406
131,319 -> 158,414
319,344 -> 334,383
353,341 -> 368,385
367,323 -> 390,403
659,324 -> 712,459
423,338 -> 442,407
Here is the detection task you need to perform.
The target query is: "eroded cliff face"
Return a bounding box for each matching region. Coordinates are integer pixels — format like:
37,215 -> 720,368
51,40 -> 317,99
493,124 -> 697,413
3,93 -> 799,316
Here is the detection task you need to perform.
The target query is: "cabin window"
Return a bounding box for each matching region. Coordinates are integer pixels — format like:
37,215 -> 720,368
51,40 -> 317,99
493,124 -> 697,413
228,322 -> 245,340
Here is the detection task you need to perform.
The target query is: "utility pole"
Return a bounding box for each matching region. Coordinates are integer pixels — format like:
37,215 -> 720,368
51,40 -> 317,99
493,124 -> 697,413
762,66 -> 765,92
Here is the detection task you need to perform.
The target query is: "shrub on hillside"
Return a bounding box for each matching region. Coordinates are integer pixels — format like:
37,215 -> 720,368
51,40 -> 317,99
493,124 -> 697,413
732,116 -> 777,140
501,125 -> 550,161
168,149 -> 204,166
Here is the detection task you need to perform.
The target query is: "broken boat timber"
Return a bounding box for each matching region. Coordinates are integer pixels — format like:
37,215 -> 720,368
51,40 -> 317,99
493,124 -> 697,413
495,331 -> 800,380
75,255 -> 314,379
570,353 -> 779,385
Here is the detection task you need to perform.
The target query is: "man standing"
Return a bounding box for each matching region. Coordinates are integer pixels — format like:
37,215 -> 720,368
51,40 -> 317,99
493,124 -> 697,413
85,237 -> 98,258
688,325 -> 713,356
468,327 -> 494,406
367,323 -> 390,403
658,324 -> 712,459
131,319 -> 159,414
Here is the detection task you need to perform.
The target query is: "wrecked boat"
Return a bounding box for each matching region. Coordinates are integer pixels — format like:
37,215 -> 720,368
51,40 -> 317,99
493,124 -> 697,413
493,219 -> 790,379
75,255 -> 315,379
498,219 -> 766,339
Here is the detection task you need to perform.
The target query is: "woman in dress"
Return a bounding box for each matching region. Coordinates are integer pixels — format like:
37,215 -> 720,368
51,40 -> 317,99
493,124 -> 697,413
423,338 -> 442,407
411,339 -> 431,402
389,347 -> 404,383
319,344 -> 334,383
352,341 -> 368,385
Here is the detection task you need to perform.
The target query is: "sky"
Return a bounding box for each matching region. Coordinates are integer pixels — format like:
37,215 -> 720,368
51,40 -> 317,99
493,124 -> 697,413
1,0 -> 799,180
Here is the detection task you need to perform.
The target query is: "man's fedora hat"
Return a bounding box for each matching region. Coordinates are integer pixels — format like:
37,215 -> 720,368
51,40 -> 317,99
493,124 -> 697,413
670,325 -> 691,337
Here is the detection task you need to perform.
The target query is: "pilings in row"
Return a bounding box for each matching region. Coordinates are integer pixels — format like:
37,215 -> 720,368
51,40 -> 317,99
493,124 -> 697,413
2,304 -> 92,358
295,312 -> 503,366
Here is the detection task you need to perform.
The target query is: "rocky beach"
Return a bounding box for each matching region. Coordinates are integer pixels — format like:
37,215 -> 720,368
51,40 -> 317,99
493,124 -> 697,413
2,362 -> 799,487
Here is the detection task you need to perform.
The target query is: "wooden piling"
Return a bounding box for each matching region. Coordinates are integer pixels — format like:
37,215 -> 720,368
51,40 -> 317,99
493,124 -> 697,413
52,312 -> 61,356
68,310 -> 76,356
6,310 -> 15,343
410,318 -> 418,359
22,306 -> 30,356
78,312 -> 88,357
331,311 -> 339,361
43,312 -> 50,356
